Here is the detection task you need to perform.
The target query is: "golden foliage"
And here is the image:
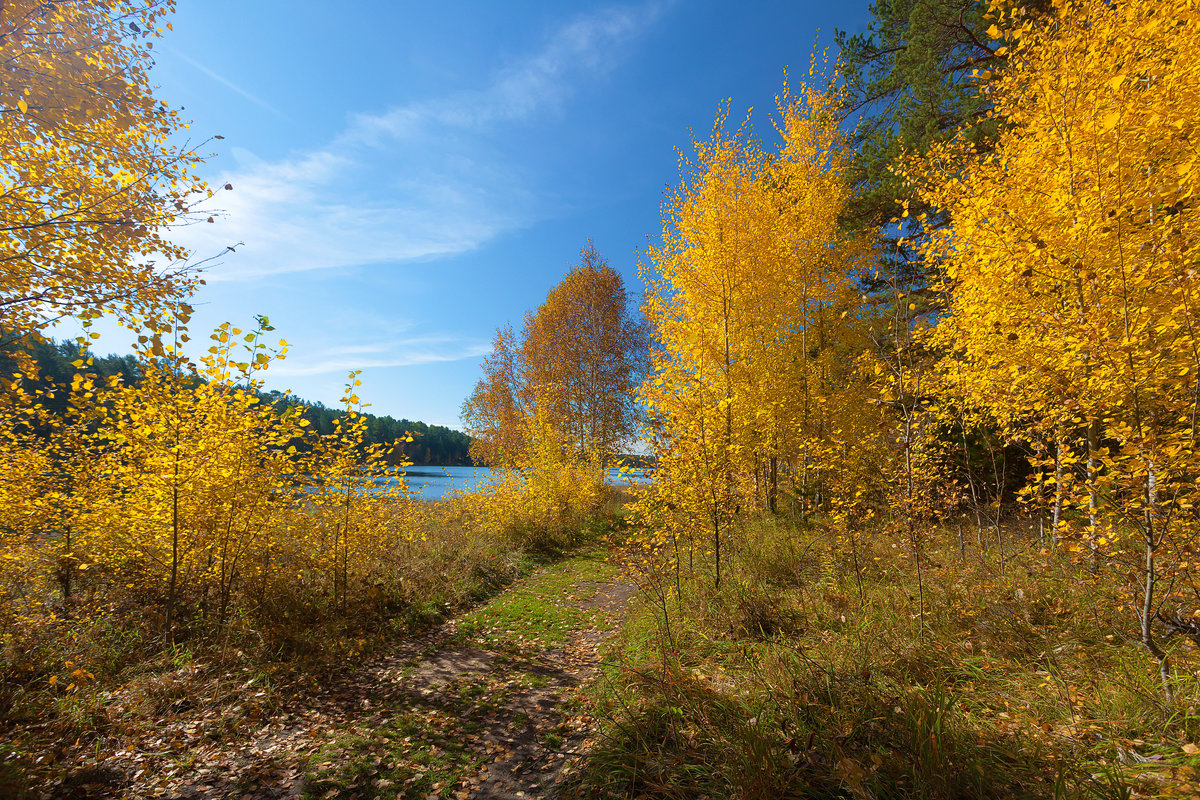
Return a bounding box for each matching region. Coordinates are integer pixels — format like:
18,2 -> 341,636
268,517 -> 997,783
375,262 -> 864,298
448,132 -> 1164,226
0,314 -> 418,635
461,324 -> 527,467
0,0 -> 213,338
521,241 -> 646,463
638,71 -> 883,584
902,0 -> 1200,696
462,243 -> 646,468
458,395 -> 605,551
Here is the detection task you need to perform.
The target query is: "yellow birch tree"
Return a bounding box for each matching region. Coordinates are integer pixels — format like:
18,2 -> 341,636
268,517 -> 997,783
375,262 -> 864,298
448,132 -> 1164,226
909,0 -> 1200,700
0,0 -> 215,341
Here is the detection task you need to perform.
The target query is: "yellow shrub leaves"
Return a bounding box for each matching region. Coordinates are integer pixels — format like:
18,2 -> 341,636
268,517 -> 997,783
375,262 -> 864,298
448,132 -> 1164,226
0,315 -> 415,633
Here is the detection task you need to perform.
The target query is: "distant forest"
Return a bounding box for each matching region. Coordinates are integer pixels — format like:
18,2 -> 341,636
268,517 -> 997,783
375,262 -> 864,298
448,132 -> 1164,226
2,336 -> 473,466
285,398 -> 471,466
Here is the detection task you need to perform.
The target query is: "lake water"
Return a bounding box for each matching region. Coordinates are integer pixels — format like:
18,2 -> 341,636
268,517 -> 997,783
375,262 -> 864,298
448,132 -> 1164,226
397,465 -> 652,502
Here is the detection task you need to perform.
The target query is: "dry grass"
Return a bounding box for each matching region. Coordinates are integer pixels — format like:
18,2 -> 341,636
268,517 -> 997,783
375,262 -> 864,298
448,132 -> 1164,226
573,516 -> 1200,799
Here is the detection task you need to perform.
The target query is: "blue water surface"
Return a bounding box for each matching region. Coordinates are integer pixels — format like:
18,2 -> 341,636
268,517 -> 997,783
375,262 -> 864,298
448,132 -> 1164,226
395,465 -> 652,501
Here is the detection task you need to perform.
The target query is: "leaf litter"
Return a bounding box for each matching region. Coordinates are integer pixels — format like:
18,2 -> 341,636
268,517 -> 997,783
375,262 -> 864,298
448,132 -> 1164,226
40,550 -> 633,800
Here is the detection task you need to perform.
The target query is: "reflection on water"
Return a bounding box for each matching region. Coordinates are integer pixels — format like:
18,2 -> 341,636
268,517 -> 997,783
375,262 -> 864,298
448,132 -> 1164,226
400,466 -> 495,501
394,465 -> 652,501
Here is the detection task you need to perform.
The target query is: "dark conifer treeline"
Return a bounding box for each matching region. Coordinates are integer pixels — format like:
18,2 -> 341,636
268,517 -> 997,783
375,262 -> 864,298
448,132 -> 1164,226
0,336 -> 472,465
280,396 -> 472,466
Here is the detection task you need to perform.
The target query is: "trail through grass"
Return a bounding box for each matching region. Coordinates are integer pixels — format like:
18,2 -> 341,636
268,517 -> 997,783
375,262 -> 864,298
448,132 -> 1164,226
34,546 -> 632,800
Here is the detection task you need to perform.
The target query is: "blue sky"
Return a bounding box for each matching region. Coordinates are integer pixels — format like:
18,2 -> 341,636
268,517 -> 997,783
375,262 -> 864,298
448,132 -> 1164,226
124,0 -> 872,429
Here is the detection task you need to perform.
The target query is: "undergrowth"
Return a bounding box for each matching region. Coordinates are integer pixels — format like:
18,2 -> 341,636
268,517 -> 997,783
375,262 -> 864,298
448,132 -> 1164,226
571,516 -> 1200,799
0,485 -> 632,795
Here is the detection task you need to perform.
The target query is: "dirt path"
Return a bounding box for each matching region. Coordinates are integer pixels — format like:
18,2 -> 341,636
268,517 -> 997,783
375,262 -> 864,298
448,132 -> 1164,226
53,549 -> 634,800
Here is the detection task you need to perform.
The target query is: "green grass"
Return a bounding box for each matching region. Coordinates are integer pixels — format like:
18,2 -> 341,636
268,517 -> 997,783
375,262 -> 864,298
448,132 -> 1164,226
303,544 -> 627,798
453,546 -> 621,653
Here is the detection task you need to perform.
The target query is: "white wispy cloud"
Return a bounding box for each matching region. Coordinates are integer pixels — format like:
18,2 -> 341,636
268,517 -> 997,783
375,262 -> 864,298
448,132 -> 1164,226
170,2 -> 667,281
348,3 -> 665,142
165,46 -> 289,119
271,336 -> 492,377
